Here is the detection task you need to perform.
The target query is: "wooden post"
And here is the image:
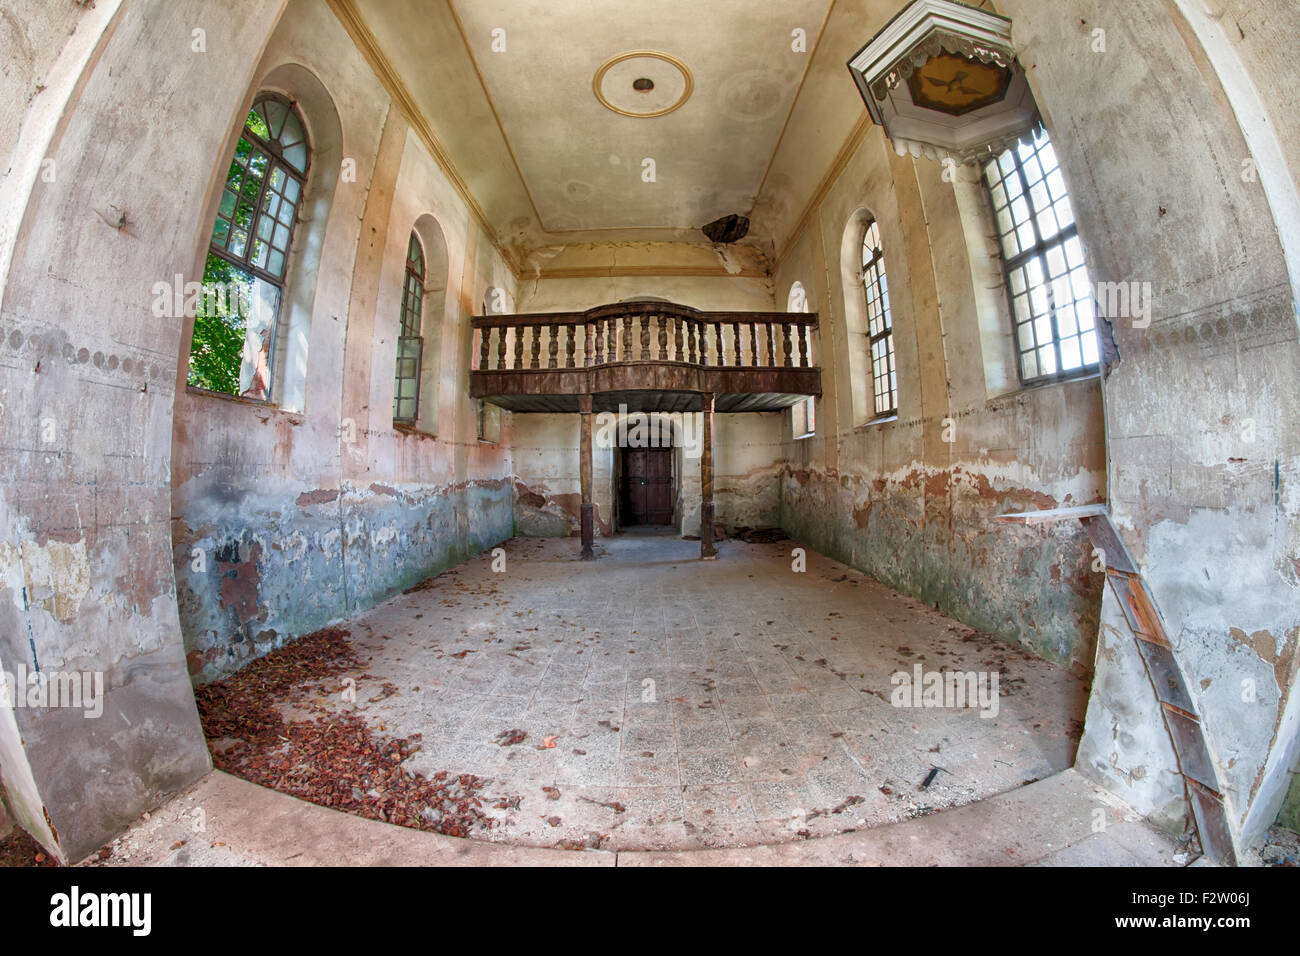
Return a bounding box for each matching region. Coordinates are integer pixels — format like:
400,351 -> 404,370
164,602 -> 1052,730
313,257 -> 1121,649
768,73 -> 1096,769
700,392 -> 717,559
580,394 -> 595,561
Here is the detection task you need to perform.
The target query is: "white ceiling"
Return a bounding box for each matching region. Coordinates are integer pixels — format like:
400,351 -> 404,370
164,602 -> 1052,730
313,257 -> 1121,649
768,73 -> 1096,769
348,0 -> 925,264
448,0 -> 834,236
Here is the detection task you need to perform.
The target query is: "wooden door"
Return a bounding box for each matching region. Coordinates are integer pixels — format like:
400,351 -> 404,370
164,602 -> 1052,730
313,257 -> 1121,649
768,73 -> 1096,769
621,446 -> 673,525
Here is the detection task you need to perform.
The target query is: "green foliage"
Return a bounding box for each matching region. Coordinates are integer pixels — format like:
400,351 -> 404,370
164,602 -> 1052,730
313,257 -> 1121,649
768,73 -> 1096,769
245,107 -> 270,140
186,254 -> 250,395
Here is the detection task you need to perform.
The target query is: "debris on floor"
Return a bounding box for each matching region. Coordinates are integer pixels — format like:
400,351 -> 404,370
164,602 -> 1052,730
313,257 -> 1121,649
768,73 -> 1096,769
730,526 -> 788,543
194,625 -> 500,838
1256,826 -> 1298,867
188,536 -> 1087,852
0,828 -> 60,867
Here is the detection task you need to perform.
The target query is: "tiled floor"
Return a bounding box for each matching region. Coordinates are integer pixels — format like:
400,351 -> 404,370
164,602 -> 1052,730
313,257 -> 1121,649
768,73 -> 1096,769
281,533 -> 1089,851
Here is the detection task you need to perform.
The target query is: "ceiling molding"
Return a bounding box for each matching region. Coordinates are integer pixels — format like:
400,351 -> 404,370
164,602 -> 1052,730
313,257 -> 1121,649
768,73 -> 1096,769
532,264 -> 770,281
749,0 -> 839,211
448,0 -> 841,249
324,0 -> 520,275
443,0 -> 549,235
591,50 -> 695,118
775,110 -> 874,265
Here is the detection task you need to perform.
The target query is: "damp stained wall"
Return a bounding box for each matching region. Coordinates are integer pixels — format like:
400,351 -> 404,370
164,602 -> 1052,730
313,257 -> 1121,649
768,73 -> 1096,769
0,0 -> 516,862
1,0 -> 1296,865
171,0 -> 517,684
0,0 -> 285,863
772,119 -> 1107,677
995,0 -> 1300,851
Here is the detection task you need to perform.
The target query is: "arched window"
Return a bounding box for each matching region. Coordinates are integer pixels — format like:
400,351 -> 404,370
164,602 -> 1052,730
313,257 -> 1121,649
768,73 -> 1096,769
862,220 -> 897,417
189,94 -> 310,401
393,232 -> 425,424
983,130 -> 1098,383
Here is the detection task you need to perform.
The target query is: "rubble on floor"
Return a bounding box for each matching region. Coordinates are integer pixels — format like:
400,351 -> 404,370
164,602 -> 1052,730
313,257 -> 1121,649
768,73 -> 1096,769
0,828 -> 59,867
194,626 -> 500,838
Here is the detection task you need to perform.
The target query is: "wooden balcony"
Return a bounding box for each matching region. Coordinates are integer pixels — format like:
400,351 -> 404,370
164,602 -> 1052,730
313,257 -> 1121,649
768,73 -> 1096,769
470,300 -> 821,413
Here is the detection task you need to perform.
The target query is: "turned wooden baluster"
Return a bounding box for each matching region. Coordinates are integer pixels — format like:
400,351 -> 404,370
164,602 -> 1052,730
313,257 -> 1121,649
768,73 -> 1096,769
731,322 -> 741,366
781,322 -> 792,368
798,324 -> 809,368
674,315 -> 683,362
496,324 -> 506,370
657,314 -> 667,360
593,320 -> 603,365
565,324 -> 575,367
766,323 -> 776,367
530,324 -> 541,369
686,319 -> 697,364
479,327 -> 490,370
548,324 -> 559,368
639,313 -> 650,360
513,323 -> 523,370
622,313 -> 632,362
750,323 -> 760,367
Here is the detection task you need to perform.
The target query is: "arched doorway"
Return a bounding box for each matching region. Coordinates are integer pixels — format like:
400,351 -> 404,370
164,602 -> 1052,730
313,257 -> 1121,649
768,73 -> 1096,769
606,412 -> 684,533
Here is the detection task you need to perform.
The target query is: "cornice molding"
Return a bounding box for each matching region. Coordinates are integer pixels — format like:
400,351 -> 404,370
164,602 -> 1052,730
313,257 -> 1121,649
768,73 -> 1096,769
324,0 -> 520,275
531,264 -> 770,281
775,110 -> 874,264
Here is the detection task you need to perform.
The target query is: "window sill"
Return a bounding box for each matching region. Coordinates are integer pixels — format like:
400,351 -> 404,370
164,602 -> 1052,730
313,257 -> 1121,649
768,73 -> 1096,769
793,432 -> 815,441
855,413 -> 899,432
987,368 -> 1101,403
185,385 -> 302,419
393,423 -> 437,441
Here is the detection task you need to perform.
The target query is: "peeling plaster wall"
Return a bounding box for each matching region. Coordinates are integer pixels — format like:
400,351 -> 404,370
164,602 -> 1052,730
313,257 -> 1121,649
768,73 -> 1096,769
774,0 -> 1300,849
774,125 -> 1106,676
991,0 -> 1300,849
0,0 -> 515,860
171,0 -> 516,684
0,0 -> 285,862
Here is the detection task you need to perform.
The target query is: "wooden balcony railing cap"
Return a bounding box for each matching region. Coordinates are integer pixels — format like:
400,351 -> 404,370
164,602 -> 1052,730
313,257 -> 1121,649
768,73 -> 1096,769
471,299 -> 818,329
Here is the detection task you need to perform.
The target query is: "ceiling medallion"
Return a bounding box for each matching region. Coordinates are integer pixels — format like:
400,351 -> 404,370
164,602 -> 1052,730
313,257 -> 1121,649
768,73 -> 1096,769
847,0 -> 1041,163
593,51 -> 694,118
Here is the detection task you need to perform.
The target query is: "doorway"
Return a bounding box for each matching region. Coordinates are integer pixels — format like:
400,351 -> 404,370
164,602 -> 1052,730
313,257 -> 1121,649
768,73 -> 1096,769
619,445 -> 674,527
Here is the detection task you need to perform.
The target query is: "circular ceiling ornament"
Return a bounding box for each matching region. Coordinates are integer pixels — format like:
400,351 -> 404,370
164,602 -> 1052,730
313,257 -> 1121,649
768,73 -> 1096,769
593,51 -> 694,118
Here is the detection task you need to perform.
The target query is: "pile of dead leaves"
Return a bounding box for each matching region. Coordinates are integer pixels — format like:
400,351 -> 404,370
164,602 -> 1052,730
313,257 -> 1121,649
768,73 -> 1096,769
227,714 -> 494,837
731,526 -> 788,543
193,625 -> 497,838
194,626 -> 359,742
0,828 -> 59,867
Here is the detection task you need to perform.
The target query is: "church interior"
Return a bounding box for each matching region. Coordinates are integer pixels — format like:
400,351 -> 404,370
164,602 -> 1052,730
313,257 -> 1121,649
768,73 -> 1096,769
0,0 -> 1297,870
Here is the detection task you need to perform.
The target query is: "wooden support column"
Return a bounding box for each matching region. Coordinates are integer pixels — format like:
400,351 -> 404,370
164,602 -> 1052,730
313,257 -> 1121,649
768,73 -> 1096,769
700,392 -> 717,559
580,394 -> 595,560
